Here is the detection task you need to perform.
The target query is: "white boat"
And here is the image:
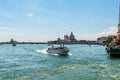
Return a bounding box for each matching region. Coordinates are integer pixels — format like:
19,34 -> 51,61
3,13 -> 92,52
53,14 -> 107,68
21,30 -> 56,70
47,44 -> 69,56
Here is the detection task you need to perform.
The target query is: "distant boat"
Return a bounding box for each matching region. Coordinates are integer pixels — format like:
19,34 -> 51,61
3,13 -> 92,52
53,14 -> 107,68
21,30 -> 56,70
47,44 -> 69,56
12,42 -> 16,46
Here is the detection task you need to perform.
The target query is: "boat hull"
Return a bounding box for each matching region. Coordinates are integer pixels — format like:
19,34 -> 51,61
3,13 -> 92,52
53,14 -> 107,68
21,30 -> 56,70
106,47 -> 120,56
12,44 -> 16,46
47,49 -> 69,56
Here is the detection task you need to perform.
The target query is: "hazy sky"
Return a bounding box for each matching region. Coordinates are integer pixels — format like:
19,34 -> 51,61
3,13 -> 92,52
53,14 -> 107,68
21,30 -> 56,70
0,0 -> 119,42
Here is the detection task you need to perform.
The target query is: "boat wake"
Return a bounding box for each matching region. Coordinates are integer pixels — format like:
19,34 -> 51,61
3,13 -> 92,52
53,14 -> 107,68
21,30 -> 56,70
35,48 -> 72,56
35,48 -> 48,54
35,48 -> 60,56
68,52 -> 72,56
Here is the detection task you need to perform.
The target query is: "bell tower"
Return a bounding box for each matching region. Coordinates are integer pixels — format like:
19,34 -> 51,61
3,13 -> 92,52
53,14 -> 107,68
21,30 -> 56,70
118,5 -> 120,32
115,5 -> 120,42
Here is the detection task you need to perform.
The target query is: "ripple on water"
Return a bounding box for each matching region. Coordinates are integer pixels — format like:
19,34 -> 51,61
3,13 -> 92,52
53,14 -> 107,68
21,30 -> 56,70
1,44 -> 120,80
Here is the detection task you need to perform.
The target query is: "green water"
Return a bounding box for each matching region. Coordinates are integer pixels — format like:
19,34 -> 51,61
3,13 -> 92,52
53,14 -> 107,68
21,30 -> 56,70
0,44 -> 120,80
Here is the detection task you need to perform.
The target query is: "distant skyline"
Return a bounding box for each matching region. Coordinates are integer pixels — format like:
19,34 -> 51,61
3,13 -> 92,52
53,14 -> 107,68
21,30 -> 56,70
0,0 -> 120,42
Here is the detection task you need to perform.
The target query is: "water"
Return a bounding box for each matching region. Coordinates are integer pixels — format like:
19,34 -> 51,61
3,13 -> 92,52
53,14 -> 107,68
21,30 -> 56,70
0,44 -> 120,80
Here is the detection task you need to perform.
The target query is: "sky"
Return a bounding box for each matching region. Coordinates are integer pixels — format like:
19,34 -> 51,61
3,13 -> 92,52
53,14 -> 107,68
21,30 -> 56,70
0,0 -> 120,42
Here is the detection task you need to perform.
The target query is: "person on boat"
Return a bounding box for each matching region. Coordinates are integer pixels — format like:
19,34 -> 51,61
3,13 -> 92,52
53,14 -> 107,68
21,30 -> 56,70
60,44 -> 64,49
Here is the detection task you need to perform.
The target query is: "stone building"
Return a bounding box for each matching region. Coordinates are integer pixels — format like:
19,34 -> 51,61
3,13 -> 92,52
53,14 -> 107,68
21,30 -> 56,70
57,32 -> 77,44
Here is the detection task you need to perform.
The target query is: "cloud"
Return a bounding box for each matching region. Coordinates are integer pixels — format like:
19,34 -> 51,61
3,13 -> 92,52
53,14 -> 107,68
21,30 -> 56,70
27,12 -> 41,22
0,29 -> 55,42
0,26 -> 117,42
0,27 -> 10,30
27,12 -> 34,17
77,26 -> 117,40
0,26 -> 13,32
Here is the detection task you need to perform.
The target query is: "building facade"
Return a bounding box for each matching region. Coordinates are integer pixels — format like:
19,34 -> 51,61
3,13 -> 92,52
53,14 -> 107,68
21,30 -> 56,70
57,32 -> 77,44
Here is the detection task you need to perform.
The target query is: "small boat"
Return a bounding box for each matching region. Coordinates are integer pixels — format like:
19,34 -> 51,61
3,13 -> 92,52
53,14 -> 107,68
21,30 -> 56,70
12,42 -> 16,46
47,44 -> 69,56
